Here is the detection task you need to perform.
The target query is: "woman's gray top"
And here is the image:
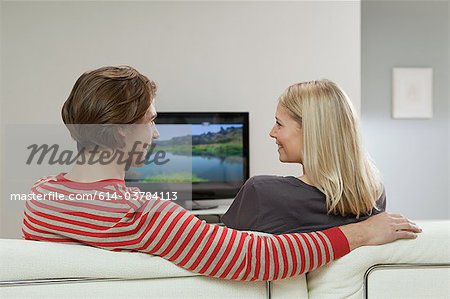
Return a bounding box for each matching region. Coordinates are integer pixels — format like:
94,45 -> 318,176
222,175 -> 386,234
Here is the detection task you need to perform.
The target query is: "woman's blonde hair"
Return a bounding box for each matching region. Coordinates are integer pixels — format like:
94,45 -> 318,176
279,79 -> 383,217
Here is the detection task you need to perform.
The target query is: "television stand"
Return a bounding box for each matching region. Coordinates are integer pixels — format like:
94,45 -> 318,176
190,199 -> 233,214
191,201 -> 218,210
191,199 -> 233,225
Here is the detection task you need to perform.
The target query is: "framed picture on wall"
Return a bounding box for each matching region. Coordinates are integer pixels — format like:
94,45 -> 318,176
392,67 -> 433,119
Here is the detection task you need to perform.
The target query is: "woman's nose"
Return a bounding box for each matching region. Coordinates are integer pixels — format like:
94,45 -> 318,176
269,126 -> 276,139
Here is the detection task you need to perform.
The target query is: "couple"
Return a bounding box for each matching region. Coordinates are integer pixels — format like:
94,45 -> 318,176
22,66 -> 421,281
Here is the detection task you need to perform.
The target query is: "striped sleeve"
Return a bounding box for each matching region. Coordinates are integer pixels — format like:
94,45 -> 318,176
23,194 -> 350,281
137,200 -> 349,281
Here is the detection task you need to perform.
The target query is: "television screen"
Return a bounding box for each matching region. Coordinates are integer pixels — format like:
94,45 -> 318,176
125,112 -> 249,209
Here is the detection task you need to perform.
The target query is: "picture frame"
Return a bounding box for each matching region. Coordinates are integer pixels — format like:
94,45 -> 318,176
392,67 -> 433,119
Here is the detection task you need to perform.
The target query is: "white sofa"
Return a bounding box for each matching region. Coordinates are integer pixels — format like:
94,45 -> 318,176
1,220 -> 449,299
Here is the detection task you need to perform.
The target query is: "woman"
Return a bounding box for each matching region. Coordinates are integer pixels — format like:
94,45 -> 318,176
223,80 -> 388,234
22,67 -> 420,282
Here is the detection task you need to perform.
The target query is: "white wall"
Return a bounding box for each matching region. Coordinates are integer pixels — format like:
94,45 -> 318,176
0,1 -> 360,238
361,1 -> 449,220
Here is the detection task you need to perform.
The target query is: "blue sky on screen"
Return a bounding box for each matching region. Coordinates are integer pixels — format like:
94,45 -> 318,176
192,124 -> 242,135
155,124 -> 191,141
155,124 -> 243,141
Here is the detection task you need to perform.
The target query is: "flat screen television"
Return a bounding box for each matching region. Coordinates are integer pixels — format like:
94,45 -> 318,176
125,112 -> 249,210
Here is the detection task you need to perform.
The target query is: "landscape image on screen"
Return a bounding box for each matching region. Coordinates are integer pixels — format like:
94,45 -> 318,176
125,124 -> 244,183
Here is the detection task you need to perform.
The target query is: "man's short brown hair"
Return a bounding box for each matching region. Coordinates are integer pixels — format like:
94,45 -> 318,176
61,66 -> 156,150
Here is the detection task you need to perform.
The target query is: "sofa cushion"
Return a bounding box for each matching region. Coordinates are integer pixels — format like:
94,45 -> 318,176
306,220 -> 450,298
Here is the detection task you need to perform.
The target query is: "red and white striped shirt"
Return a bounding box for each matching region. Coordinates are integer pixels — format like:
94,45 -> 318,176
22,173 -> 350,281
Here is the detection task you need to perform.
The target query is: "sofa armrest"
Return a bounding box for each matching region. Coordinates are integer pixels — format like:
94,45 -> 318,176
364,263 -> 450,299
306,220 -> 450,299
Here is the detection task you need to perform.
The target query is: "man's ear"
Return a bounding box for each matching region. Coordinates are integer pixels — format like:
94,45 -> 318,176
117,126 -> 126,137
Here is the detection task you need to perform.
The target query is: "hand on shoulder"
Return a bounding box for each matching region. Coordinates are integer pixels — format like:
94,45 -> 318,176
340,212 -> 422,250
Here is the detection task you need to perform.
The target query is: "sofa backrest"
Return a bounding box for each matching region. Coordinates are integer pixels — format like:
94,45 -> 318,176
0,239 -> 197,281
